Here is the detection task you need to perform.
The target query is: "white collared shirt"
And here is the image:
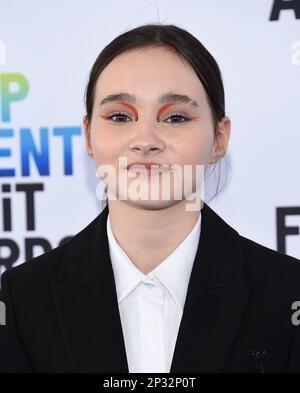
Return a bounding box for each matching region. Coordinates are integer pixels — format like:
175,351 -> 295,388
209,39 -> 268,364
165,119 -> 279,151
106,212 -> 201,373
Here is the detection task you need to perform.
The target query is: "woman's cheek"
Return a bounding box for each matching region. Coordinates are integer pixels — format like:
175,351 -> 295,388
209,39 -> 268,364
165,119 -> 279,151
194,135 -> 215,163
181,138 -> 212,165
91,132 -> 113,157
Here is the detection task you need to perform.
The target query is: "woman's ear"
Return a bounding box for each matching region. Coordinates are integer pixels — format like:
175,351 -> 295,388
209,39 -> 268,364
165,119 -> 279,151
83,115 -> 93,157
211,116 -> 231,164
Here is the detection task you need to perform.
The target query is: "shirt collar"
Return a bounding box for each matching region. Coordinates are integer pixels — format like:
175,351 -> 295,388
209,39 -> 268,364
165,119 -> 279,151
107,212 -> 201,311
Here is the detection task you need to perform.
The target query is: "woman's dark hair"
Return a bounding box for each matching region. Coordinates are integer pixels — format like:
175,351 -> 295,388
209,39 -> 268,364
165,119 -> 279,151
84,23 -> 231,202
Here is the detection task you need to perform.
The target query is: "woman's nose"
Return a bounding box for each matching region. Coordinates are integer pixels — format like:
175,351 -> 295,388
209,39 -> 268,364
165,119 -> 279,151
128,124 -> 165,153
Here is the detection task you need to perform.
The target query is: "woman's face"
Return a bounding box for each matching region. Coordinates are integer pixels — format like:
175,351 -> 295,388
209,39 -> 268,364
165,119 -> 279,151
83,45 -> 231,210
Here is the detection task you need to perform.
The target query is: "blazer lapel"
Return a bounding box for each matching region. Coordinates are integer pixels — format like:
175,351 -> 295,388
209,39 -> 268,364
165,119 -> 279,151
170,203 -> 253,372
50,205 -> 129,372
51,202 -> 252,373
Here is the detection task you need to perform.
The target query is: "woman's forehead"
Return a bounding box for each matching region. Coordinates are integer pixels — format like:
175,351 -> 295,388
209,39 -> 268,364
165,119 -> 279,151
92,46 -> 209,110
97,46 -> 201,84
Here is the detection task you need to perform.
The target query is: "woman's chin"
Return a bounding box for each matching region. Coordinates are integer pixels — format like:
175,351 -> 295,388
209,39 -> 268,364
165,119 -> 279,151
118,195 -> 181,211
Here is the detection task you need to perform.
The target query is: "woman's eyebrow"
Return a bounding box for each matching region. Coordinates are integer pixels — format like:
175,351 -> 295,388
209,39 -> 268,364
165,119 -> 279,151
99,92 -> 199,107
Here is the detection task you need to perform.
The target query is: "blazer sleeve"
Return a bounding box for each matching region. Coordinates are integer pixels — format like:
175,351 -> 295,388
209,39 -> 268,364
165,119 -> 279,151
0,270 -> 33,373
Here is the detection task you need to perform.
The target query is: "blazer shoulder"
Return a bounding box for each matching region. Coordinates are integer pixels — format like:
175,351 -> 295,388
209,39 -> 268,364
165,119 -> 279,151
0,241 -> 69,291
0,211 -> 104,291
1,209 -> 105,289
239,234 -> 300,293
240,234 -> 299,263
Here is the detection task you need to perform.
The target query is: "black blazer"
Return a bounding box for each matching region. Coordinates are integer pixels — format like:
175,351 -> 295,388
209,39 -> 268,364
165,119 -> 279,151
1,202 -> 300,373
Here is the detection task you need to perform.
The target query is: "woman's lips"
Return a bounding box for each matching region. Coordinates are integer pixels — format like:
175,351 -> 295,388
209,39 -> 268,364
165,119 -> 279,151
127,163 -> 172,176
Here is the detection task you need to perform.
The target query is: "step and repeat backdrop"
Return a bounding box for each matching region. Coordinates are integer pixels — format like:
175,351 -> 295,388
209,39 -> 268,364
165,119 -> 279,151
0,0 -> 299,281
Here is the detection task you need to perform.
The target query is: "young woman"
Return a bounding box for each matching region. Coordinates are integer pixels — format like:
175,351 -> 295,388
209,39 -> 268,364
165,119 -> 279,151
1,24 -> 300,373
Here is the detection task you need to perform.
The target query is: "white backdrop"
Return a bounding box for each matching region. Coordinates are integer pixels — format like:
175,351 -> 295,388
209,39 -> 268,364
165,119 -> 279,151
0,0 -> 299,280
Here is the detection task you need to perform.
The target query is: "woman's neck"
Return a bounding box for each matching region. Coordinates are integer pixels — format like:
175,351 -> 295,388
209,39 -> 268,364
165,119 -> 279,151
106,199 -> 201,274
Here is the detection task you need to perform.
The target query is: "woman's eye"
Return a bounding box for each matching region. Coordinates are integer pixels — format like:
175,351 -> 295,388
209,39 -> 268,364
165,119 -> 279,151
164,114 -> 190,124
107,112 -> 132,122
105,112 -> 190,124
